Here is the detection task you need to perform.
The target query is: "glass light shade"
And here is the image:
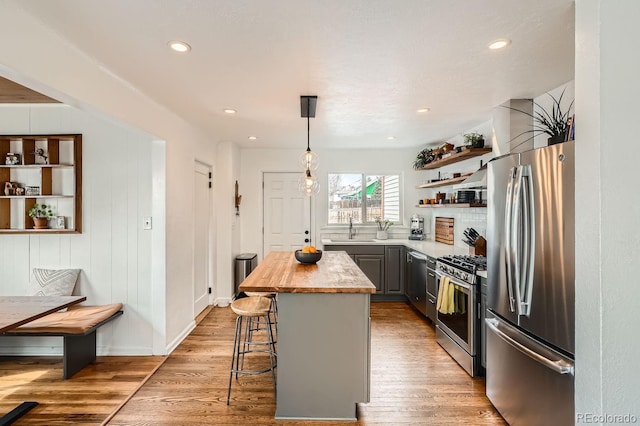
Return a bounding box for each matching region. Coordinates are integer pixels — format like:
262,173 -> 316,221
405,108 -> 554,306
299,170 -> 320,196
299,149 -> 319,171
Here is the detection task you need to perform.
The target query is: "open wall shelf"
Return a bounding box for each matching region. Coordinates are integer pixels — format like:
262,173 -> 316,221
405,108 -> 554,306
420,148 -> 492,170
0,134 -> 82,234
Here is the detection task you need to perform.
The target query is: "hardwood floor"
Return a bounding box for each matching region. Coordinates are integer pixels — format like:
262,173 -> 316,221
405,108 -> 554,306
0,355 -> 164,425
1,303 -> 506,425
108,302 -> 506,425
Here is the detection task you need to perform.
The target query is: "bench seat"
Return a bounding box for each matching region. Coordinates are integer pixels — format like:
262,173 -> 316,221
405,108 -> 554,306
2,303 -> 124,379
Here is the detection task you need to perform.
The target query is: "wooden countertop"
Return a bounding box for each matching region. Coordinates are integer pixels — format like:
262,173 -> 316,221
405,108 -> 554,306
239,251 -> 376,294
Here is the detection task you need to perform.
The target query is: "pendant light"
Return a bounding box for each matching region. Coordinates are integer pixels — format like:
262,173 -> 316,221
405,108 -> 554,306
299,95 -> 320,196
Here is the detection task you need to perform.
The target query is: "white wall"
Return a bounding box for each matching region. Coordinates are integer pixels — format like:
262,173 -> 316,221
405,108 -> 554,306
575,0 -> 640,420
0,104 -> 157,355
0,3 -> 220,355
214,141 -> 240,306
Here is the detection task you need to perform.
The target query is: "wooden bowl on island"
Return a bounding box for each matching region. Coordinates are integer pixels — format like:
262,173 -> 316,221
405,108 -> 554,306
295,250 -> 323,264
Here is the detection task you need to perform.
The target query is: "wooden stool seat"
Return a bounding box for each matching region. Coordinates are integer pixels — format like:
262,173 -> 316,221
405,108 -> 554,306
244,291 -> 275,298
230,296 -> 271,317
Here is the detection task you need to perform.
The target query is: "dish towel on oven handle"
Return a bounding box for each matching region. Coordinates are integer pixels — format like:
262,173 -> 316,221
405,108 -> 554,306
437,276 -> 455,314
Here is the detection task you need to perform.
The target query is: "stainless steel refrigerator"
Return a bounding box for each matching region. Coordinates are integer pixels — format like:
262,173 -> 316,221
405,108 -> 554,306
486,141 -> 575,426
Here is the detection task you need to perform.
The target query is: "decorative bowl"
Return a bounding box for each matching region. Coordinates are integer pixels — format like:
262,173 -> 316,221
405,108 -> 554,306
295,250 -> 322,264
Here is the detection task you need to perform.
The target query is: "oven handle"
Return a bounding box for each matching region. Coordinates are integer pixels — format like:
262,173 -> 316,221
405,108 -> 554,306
436,270 -> 471,291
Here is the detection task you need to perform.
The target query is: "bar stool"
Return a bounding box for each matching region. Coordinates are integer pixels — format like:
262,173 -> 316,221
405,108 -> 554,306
244,291 -> 278,337
227,296 -> 277,405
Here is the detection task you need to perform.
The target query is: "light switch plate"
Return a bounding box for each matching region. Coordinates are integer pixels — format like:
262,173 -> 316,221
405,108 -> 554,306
143,217 -> 152,230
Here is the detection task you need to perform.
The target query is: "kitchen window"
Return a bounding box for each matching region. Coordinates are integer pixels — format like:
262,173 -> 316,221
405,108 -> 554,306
328,173 -> 401,224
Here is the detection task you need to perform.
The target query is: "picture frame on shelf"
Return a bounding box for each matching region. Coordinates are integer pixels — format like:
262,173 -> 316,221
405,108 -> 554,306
34,148 -> 49,165
25,186 -> 40,196
56,216 -> 66,229
4,153 -> 21,165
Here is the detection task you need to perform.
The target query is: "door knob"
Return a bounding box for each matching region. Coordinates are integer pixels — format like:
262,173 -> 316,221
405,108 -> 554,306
305,230 -> 309,234
305,238 -> 309,243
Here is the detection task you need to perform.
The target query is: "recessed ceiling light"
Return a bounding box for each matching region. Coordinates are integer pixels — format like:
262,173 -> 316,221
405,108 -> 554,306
417,107 -> 431,113
488,38 -> 511,50
168,40 -> 191,53
387,136 -> 396,141
223,108 -> 237,114
248,136 -> 257,140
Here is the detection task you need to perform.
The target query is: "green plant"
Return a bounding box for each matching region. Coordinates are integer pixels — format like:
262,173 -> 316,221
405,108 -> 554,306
463,132 -> 484,145
28,203 -> 54,219
505,89 -> 574,145
375,217 -> 392,231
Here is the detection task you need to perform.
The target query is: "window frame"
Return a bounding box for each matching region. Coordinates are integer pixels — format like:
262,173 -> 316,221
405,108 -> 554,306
327,172 -> 403,226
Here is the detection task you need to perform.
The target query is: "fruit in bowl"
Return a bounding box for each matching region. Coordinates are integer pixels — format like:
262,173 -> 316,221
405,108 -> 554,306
295,246 -> 323,264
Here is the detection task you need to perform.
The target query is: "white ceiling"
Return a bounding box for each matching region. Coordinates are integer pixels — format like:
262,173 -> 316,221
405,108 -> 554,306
16,0 -> 574,150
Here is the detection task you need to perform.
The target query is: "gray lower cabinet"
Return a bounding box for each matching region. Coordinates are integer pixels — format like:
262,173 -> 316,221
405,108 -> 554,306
384,246 -> 405,295
354,254 -> 384,292
425,255 -> 437,321
324,245 -> 406,300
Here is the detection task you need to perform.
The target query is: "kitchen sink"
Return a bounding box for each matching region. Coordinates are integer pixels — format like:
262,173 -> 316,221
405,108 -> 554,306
327,239 -> 377,243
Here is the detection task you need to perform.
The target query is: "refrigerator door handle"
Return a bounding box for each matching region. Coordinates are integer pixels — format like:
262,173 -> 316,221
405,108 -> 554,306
486,318 -> 574,376
512,166 -> 524,316
519,165 -> 535,317
504,166 -> 517,312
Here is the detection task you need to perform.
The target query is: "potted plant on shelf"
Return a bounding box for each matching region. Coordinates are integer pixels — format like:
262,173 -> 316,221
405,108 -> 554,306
28,203 -> 54,229
463,132 -> 485,148
506,89 -> 575,146
375,217 -> 392,240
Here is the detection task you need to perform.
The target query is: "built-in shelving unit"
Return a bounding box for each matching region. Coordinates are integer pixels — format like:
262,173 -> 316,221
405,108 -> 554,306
420,147 -> 492,170
0,134 -> 82,233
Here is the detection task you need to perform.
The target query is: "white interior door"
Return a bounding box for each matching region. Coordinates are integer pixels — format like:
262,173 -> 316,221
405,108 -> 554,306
193,161 -> 211,317
263,172 -> 311,257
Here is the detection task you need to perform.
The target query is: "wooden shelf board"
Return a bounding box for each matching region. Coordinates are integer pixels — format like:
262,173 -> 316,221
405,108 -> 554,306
420,148 -> 492,170
0,195 -> 74,199
0,164 -> 74,168
416,175 -> 470,189
0,229 -> 79,234
415,203 -> 487,208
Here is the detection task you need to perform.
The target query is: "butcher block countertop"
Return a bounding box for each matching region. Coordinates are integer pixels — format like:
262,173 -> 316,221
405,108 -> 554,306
239,251 -> 376,294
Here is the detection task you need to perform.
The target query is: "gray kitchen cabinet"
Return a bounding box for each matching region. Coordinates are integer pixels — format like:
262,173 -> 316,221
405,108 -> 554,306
425,255 -> 437,321
354,255 -> 384,293
324,244 -> 406,300
384,246 -> 405,295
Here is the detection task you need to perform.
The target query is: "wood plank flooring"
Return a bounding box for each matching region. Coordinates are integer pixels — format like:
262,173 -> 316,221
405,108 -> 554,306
0,302 -> 506,425
109,302 -> 506,425
0,355 -> 164,425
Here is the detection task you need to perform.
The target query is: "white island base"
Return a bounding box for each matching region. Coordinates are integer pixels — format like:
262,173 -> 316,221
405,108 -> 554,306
275,292 -> 371,420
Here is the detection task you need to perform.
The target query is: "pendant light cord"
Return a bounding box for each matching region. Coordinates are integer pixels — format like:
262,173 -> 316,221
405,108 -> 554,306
306,97 -> 311,152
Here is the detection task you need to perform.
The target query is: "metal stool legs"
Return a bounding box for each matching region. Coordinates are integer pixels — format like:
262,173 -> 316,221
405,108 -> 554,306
227,310 -> 277,404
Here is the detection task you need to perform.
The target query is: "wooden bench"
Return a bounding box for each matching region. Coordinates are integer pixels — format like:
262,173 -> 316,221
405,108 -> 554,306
1,303 -> 123,379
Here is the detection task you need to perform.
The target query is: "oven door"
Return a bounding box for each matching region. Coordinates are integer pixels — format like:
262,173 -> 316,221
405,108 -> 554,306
436,271 -> 477,355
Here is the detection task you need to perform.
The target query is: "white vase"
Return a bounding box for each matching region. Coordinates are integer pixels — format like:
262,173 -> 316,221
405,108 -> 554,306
376,230 -> 388,240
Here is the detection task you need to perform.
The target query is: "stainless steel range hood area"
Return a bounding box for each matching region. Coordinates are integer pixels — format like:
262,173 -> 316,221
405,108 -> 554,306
454,164 -> 487,189
454,98 -> 534,191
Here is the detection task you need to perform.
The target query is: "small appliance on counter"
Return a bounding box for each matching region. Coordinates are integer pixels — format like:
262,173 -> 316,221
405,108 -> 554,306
408,214 -> 425,240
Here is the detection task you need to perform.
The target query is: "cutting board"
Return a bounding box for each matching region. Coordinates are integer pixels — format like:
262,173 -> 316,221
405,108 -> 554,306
435,217 -> 454,245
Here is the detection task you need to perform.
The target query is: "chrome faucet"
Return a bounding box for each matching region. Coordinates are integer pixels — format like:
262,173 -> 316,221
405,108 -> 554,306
348,217 -> 355,239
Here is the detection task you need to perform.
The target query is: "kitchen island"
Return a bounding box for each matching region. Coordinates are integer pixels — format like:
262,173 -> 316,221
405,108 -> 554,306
239,250 -> 376,421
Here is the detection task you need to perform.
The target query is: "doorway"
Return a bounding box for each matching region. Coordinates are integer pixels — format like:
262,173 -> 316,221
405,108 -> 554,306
193,161 -> 211,318
263,172 -> 312,257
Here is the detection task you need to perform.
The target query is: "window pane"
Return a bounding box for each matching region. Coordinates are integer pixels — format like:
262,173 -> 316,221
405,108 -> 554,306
328,173 -> 363,224
365,175 -> 400,223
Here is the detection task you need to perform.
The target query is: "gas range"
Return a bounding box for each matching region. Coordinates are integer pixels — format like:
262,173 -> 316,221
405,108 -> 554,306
436,254 -> 486,285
